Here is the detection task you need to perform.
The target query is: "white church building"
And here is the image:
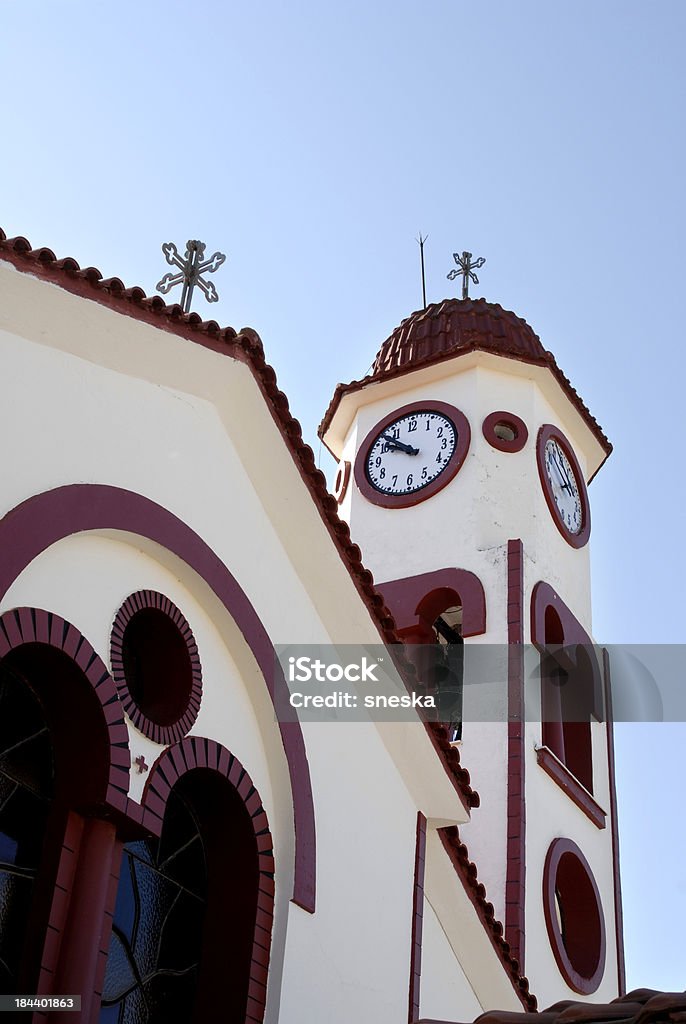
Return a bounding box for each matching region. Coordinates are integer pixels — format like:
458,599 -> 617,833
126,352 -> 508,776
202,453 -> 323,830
0,228 -> 675,1024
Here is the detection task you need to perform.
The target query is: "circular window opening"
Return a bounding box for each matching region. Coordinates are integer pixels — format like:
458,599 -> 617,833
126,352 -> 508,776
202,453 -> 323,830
482,411 -> 528,453
494,421 -> 517,442
333,460 -> 351,504
111,592 -> 202,744
543,838 -> 606,993
122,608 -> 193,726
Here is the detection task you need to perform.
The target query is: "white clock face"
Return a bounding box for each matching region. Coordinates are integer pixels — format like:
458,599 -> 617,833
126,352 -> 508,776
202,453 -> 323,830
366,411 -> 457,495
544,438 -> 583,534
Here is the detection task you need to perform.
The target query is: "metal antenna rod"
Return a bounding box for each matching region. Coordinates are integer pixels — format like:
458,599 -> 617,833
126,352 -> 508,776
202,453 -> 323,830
416,233 -> 428,309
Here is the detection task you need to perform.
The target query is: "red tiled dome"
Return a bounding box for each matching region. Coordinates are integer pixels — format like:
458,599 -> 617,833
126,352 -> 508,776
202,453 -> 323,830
373,297 -> 547,375
319,297 -> 611,458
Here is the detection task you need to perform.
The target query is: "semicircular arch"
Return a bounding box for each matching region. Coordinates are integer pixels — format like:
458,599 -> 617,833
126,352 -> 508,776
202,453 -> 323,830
0,484 -> 315,912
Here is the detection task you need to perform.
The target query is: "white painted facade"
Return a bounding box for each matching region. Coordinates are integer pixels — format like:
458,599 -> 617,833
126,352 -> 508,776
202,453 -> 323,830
0,253 -> 622,1022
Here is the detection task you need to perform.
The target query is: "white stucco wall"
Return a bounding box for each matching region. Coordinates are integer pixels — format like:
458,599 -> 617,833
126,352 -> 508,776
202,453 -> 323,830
420,899 -> 484,1021
0,259 -> 510,1024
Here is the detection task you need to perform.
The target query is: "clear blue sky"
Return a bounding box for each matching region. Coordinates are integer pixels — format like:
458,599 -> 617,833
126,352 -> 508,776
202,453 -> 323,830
2,0 -> 684,996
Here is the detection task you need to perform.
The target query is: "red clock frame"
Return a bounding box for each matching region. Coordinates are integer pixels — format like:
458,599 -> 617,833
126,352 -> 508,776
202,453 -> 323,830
482,410 -> 529,453
354,400 -> 471,509
536,423 -> 591,548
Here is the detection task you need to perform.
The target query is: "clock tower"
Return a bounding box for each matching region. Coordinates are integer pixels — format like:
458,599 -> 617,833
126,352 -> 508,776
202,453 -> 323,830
319,297 -> 624,1007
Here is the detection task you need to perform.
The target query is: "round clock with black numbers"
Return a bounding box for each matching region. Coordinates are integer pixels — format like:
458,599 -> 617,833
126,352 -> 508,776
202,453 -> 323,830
536,424 -> 591,548
354,401 -> 471,508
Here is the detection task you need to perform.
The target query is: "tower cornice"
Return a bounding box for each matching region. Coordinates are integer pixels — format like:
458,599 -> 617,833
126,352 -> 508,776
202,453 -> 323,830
319,298 -> 611,475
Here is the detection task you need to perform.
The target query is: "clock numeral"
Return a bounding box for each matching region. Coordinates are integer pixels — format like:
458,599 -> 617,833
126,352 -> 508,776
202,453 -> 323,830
375,457 -> 382,467
425,420 -> 431,430
436,452 -> 443,463
379,468 -> 386,479
408,418 -> 418,432
421,467 -> 428,480
437,426 -> 444,438
391,427 -> 400,440
407,474 -> 413,486
392,475 -> 398,487
441,438 -> 447,449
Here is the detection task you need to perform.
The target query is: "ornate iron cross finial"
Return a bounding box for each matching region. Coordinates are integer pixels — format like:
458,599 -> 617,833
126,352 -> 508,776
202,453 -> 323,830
447,250 -> 486,299
156,239 -> 226,313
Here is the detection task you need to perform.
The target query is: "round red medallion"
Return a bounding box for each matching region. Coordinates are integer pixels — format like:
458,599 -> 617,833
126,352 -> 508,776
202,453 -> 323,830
110,590 -> 202,744
482,410 -> 528,453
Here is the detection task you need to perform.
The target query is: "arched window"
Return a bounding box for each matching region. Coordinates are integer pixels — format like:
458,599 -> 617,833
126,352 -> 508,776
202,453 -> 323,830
0,606 -> 276,1018
416,591 -> 464,742
379,571 -> 486,743
533,583 -> 600,796
102,765 -> 264,1023
100,788 -> 208,1021
0,637 -> 113,1000
0,663 -> 54,995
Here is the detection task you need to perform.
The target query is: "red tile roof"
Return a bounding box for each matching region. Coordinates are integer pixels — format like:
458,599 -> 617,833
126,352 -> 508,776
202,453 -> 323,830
440,826 -> 537,1011
428,987 -> 686,1024
373,297 -> 547,371
0,228 -> 479,811
318,298 -> 612,461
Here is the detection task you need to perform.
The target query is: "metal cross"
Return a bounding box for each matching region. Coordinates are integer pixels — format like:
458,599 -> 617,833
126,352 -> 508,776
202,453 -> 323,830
134,755 -> 149,774
156,239 -> 227,313
447,250 -> 486,299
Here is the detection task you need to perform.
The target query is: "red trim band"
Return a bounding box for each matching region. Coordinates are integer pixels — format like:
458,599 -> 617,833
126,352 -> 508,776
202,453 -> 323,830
505,540 -> 526,972
408,812 -> 427,1023
536,746 -> 607,828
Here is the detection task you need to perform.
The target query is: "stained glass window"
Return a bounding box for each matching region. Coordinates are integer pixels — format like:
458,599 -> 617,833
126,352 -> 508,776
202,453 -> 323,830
100,789 -> 208,1023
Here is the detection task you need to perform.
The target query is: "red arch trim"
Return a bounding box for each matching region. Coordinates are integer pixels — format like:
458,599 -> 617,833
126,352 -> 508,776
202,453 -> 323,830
530,580 -> 603,719
143,737 -> 275,1024
377,568 -> 487,638
0,606 -> 131,804
0,484 -> 315,912
531,580 -> 592,648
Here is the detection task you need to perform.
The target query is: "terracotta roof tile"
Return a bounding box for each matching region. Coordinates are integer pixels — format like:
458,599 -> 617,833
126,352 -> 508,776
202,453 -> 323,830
440,826 -> 536,1011
425,988 -> 686,1024
318,298 -> 612,460
373,298 -> 547,372
0,227 -> 479,814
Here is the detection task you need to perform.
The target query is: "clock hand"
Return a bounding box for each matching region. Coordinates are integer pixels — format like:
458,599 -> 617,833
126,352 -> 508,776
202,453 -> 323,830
381,433 -> 420,456
551,452 -> 572,494
558,458 -> 574,492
